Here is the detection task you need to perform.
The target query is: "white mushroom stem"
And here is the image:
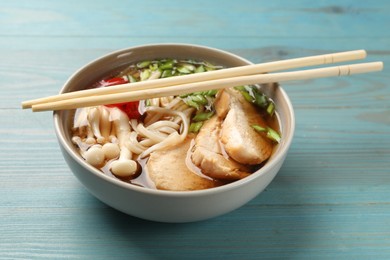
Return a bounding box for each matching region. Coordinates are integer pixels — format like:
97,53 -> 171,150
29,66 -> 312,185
109,123 -> 117,143
88,107 -> 105,144
73,108 -> 90,138
85,125 -> 96,145
109,108 -> 137,177
99,106 -> 111,141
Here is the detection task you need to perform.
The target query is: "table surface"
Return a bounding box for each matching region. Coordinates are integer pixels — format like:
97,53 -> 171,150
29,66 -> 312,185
1,0 -> 389,259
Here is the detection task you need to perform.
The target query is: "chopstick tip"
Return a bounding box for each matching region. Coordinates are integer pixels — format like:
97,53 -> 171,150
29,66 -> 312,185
360,49 -> 367,59
21,101 -> 32,109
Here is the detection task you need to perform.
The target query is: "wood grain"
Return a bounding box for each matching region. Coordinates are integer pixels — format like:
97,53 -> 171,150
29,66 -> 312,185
1,0 -> 389,259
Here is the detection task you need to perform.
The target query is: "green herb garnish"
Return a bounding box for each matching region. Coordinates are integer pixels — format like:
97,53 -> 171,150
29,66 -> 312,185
193,111 -> 214,122
235,85 -> 276,115
189,121 -> 204,133
252,124 -> 281,143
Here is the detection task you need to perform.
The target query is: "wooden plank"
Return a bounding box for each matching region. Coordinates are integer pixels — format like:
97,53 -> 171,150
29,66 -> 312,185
0,204 -> 389,259
0,0 -> 389,37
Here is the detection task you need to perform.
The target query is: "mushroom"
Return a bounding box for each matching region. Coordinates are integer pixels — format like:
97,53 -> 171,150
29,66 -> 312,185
99,106 -> 111,141
102,142 -> 120,160
72,107 -> 91,141
72,136 -> 90,155
88,107 -> 105,144
84,144 -> 105,167
108,123 -> 117,143
109,108 -> 137,177
73,135 -> 119,167
85,125 -> 96,145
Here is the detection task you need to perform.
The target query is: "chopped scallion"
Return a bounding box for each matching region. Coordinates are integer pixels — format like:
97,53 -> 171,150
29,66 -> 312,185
149,63 -> 159,71
195,65 -> 205,73
184,99 -> 200,110
254,93 -> 268,108
266,102 -> 275,116
252,124 -> 281,143
252,125 -> 267,133
189,121 -> 203,133
191,95 -> 208,105
140,69 -> 151,81
126,75 -> 137,83
241,91 -> 255,103
193,111 -> 214,122
159,60 -> 174,70
137,60 -> 151,69
266,127 -> 281,143
161,69 -> 173,78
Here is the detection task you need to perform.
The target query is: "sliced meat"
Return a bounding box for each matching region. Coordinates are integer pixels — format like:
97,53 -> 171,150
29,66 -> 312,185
191,116 -> 251,180
216,88 -> 273,165
214,90 -> 230,118
146,138 -> 215,191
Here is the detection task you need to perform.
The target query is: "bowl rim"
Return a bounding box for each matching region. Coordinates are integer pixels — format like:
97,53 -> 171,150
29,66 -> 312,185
54,43 -> 295,197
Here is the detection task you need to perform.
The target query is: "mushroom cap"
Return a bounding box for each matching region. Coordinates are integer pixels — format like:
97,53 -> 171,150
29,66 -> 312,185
110,159 -> 137,177
85,146 -> 105,167
102,143 -> 120,160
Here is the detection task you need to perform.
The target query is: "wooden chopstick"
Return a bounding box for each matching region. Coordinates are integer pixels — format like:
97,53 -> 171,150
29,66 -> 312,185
22,50 -> 367,109
31,62 -> 383,112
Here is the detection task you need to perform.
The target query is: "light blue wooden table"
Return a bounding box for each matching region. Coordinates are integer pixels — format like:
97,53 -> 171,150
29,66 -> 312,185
1,0 -> 389,259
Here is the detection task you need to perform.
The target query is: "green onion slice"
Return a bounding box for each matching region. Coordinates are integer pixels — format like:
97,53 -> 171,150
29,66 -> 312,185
189,121 -> 203,133
193,111 -> 214,122
252,124 -> 281,143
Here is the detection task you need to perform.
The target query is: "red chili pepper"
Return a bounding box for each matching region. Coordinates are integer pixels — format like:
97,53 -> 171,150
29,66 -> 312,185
121,101 -> 141,119
105,101 -> 141,120
99,77 -> 128,87
102,77 -> 141,119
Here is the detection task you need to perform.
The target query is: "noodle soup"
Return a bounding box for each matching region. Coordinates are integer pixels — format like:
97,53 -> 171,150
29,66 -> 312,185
71,59 -> 281,191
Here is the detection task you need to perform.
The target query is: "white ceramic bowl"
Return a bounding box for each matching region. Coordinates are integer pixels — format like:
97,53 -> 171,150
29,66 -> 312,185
54,43 -> 295,223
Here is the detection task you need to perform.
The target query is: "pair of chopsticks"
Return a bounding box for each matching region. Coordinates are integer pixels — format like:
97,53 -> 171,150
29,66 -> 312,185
22,50 -> 383,112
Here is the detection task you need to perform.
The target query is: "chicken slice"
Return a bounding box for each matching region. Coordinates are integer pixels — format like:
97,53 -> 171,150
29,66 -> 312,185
191,116 -> 251,180
146,138 -> 215,191
216,88 -> 273,165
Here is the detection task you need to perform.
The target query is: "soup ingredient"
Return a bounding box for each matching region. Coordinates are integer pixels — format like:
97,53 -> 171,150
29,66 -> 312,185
234,85 -> 275,116
84,144 -> 105,167
216,89 -> 273,165
71,58 -> 280,190
180,89 -> 218,110
252,125 -> 281,143
188,111 -> 215,133
192,111 -> 214,122
109,108 -> 137,177
191,116 -> 251,180
99,106 -> 112,141
188,121 -> 203,133
88,107 -> 105,144
86,124 -> 96,145
105,101 -> 141,120
99,76 -> 141,120
102,142 -> 120,160
181,90 -> 218,133
147,139 -> 215,191
99,77 -> 128,87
